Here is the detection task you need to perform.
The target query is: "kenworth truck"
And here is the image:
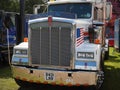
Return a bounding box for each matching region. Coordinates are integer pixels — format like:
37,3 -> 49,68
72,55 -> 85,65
11,0 -> 112,89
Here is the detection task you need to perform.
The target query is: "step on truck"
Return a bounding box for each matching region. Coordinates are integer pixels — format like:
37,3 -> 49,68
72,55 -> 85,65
11,0 -> 112,89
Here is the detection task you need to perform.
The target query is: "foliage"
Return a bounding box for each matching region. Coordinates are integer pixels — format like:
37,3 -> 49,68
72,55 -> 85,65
101,47 -> 120,90
0,0 -> 19,12
25,0 -> 44,14
0,0 -> 44,14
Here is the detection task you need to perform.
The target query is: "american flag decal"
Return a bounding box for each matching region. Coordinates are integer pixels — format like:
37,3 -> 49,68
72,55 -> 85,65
76,28 -> 84,47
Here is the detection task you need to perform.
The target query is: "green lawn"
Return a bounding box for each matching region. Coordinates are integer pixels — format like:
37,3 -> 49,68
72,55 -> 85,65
102,47 -> 120,90
0,67 -> 19,90
0,47 -> 120,90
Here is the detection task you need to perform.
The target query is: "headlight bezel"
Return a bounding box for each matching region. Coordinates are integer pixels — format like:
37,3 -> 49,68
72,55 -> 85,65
77,52 -> 94,59
15,50 -> 21,54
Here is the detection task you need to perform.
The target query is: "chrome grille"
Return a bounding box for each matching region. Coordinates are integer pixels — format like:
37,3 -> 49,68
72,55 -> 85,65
29,21 -> 72,67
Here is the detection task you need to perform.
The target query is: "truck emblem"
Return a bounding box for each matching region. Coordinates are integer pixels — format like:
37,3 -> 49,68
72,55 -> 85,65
48,16 -> 52,26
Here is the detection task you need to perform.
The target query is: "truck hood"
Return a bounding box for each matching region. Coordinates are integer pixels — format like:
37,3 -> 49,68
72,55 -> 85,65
29,16 -> 92,27
14,42 -> 28,49
75,19 -> 92,27
76,43 -> 100,52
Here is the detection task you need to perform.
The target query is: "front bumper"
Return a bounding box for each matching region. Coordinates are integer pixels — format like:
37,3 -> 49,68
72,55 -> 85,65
12,65 -> 97,86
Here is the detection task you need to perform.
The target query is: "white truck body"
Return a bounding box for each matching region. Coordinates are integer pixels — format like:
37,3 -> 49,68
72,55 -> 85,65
11,0 -> 111,89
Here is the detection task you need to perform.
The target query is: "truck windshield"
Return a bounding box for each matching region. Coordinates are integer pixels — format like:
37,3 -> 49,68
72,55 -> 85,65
48,3 -> 92,19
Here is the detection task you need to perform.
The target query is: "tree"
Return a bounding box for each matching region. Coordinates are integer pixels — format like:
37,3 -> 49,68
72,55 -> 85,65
0,0 -> 44,13
25,0 -> 44,14
0,0 -> 19,12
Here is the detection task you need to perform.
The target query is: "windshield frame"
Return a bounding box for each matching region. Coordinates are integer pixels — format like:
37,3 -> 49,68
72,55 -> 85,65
48,3 -> 92,19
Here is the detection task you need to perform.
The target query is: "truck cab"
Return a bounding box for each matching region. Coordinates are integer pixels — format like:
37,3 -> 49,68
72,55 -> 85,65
11,0 -> 112,89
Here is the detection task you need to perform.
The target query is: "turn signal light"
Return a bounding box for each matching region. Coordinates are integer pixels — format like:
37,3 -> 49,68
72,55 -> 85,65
94,39 -> 100,44
24,37 -> 28,42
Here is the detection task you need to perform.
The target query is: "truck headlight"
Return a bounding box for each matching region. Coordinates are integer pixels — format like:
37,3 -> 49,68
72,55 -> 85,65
15,49 -> 27,55
15,50 -> 21,54
21,50 -> 27,54
77,52 -> 94,59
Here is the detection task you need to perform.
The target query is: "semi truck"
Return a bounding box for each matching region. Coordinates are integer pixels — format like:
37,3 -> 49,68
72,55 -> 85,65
11,0 -> 112,89
0,10 -> 29,65
0,10 -> 16,65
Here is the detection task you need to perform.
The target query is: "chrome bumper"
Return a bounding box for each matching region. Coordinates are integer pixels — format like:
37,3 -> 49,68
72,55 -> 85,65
12,65 -> 97,86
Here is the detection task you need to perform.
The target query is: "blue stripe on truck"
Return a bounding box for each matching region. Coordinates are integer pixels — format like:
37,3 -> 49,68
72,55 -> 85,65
75,60 -> 96,66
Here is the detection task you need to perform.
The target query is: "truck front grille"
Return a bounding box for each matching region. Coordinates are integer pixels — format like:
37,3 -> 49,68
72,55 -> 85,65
29,21 -> 73,68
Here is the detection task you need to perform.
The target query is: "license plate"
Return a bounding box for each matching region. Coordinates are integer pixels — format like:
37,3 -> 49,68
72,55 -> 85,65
45,72 -> 55,81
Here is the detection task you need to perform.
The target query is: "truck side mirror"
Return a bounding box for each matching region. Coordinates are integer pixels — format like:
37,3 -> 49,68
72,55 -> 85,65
106,2 -> 112,20
88,26 -> 95,43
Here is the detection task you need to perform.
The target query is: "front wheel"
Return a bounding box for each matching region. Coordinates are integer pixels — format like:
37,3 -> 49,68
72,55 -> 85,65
96,58 -> 104,90
89,71 -> 104,90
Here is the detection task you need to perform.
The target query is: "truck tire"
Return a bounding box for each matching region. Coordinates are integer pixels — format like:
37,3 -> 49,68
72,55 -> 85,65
90,57 -> 104,90
14,78 -> 33,87
97,58 -> 104,90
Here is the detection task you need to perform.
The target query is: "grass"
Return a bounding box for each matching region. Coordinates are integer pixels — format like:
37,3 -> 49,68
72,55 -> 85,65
0,66 -> 19,90
102,47 -> 120,90
0,47 -> 120,90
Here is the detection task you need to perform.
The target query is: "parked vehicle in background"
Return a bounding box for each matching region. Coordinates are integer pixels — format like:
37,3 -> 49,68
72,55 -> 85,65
0,10 -> 29,65
106,0 -> 120,47
114,18 -> 120,52
0,10 -> 16,65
